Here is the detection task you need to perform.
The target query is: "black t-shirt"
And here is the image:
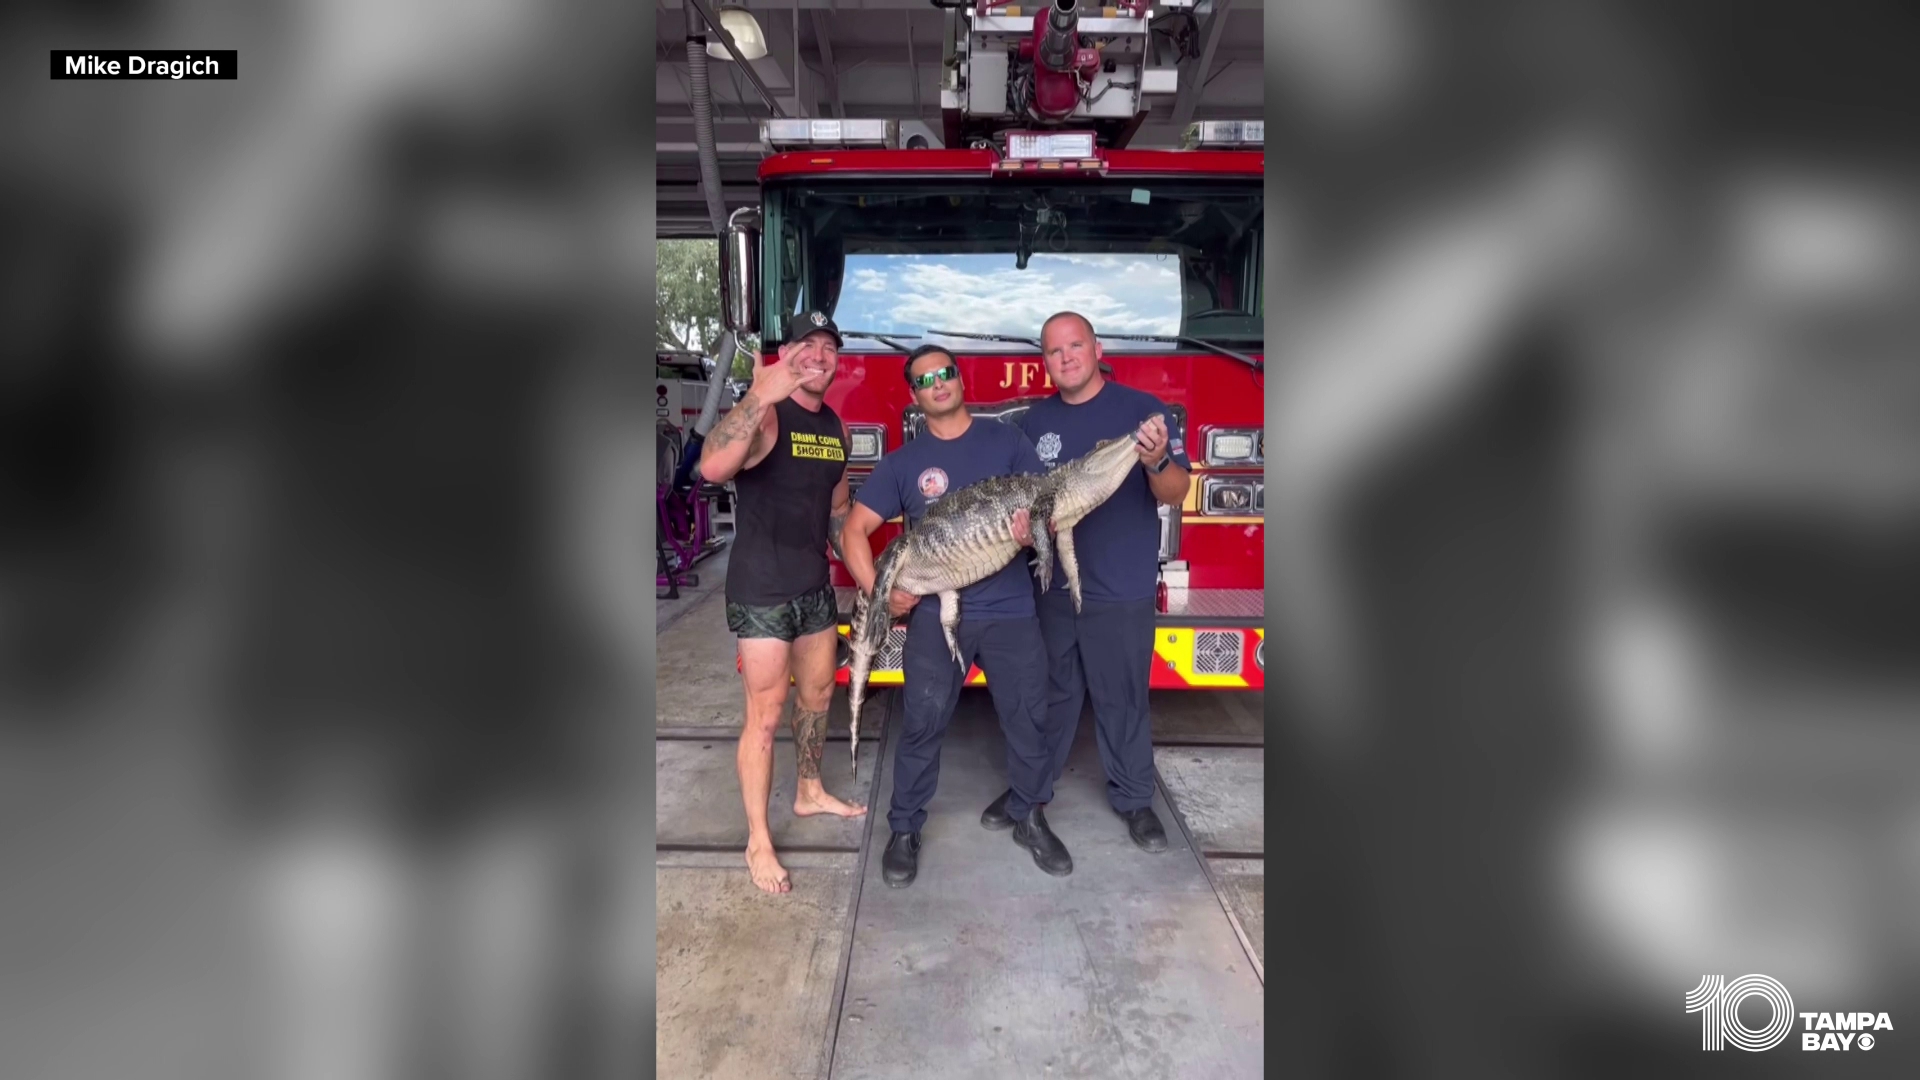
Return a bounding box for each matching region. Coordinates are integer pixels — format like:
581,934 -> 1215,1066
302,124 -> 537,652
725,397 -> 847,606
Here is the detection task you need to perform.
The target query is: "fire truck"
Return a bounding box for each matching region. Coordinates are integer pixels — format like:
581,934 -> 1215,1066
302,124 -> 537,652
717,0 -> 1264,691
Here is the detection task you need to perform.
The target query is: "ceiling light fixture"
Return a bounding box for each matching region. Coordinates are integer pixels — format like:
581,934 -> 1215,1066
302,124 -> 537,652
705,5 -> 768,62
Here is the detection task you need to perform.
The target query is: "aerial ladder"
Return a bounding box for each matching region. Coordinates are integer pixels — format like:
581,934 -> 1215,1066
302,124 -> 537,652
936,0 -> 1204,150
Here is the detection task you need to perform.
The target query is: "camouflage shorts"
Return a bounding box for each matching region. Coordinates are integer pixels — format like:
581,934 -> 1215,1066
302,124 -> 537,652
726,581 -> 839,642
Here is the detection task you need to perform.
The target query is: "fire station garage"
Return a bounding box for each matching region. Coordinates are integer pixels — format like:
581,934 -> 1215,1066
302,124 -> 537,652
656,2 -> 1265,1076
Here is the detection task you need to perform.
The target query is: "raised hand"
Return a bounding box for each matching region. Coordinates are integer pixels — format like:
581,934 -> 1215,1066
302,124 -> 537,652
750,341 -> 809,403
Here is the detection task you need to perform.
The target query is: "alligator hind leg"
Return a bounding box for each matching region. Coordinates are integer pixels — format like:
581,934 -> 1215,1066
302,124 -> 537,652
938,590 -> 963,664
1030,519 -> 1054,593
1057,527 -> 1084,612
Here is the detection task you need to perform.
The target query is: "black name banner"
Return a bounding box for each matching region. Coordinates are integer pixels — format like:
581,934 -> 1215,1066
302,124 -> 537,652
51,51 -> 237,80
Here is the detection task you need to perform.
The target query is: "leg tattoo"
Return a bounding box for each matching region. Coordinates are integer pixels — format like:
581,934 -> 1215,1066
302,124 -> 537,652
792,706 -> 829,779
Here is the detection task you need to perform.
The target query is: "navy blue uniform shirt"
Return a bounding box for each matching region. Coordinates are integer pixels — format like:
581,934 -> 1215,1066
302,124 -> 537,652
1020,381 -> 1190,604
856,416 -> 1046,620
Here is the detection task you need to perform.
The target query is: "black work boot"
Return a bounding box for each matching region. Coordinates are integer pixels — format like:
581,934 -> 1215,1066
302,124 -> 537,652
881,831 -> 921,888
1011,806 -> 1073,876
979,789 -> 1016,831
1119,806 -> 1168,852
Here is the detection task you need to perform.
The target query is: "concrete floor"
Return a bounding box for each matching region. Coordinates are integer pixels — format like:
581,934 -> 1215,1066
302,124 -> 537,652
657,548 -> 747,731
830,698 -> 1264,1080
1206,858 -> 1266,979
1154,748 -> 1266,854
657,851 -> 859,1080
656,542 -> 1266,1079
657,737 -> 880,850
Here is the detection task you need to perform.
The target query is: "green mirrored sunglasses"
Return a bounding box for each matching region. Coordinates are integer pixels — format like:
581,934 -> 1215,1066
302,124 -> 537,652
908,364 -> 959,390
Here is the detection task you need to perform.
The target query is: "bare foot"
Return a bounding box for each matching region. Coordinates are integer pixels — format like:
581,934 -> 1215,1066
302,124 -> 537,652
746,843 -> 790,894
794,789 -> 868,818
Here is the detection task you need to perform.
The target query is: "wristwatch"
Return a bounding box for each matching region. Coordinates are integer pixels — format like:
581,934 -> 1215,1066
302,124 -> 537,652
1146,452 -> 1172,475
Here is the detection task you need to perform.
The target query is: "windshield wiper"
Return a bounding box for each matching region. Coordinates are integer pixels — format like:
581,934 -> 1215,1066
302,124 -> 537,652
840,330 -> 921,352
1097,333 -> 1263,372
926,328 -> 1114,374
926,328 -> 1043,348
932,327 -> 1260,372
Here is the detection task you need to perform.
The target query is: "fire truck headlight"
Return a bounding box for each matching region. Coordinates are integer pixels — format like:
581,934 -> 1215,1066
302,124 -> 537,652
1202,476 -> 1263,516
1204,428 -> 1263,465
847,424 -> 885,463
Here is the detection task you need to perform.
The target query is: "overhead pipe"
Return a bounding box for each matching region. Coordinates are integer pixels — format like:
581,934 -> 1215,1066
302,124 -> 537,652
675,23 -> 743,484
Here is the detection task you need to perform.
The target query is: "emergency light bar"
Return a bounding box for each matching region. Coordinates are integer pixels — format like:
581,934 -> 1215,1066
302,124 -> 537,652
1006,131 -> 1095,160
761,118 -> 899,151
993,130 -> 1103,173
1182,120 -> 1264,149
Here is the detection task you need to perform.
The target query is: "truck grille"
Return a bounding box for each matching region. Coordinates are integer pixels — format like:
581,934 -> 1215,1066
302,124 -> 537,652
1192,630 -> 1244,676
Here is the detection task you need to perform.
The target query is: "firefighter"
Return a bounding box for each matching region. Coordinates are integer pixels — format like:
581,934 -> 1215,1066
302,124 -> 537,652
840,345 -> 1069,886
1002,311 -> 1192,851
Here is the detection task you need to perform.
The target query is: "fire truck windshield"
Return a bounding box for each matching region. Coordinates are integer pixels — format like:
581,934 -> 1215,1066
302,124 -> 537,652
762,179 -> 1262,353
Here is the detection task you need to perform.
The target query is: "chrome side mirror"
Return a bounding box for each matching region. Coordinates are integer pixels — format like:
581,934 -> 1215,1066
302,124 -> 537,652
723,206 -> 760,334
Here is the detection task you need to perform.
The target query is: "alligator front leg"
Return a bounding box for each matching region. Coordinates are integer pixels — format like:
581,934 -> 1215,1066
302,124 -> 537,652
938,590 -> 963,664
1027,491 -> 1057,593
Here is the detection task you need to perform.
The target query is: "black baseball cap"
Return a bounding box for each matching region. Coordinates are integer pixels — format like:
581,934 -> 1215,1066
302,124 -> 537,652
784,311 -> 843,348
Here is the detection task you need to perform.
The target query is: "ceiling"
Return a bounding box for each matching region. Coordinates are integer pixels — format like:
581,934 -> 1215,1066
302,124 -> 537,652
655,0 -> 1264,237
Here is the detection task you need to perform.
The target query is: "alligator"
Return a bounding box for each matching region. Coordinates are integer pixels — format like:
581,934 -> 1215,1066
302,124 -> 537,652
844,422 -> 1154,775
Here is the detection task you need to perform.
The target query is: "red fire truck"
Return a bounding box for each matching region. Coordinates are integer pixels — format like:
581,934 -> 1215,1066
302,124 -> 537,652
716,0 -> 1264,692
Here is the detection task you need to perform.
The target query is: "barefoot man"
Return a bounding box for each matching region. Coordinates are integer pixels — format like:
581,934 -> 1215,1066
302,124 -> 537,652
700,312 -> 868,892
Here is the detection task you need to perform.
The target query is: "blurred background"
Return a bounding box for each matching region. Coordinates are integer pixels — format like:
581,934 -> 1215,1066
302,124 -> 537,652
7,0 -> 1920,1076
1260,0 -> 1920,1076
3,1 -> 653,1078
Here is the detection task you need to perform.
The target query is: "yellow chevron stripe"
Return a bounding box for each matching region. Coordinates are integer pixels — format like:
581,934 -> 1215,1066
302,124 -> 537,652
836,625 -> 971,683
1152,628 -> 1250,688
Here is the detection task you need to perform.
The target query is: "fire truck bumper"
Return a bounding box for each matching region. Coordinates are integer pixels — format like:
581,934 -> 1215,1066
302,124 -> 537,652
818,588 -> 1266,691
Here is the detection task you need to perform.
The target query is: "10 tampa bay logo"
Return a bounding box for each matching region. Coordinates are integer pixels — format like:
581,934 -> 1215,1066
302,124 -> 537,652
1687,975 -> 1893,1052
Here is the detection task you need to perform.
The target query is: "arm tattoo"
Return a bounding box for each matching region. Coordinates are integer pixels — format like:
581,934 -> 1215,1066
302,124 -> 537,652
707,391 -> 766,452
791,706 -> 829,779
827,509 -> 848,563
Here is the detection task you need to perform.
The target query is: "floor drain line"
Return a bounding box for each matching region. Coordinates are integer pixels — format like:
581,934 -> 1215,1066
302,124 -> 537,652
819,688 -> 895,1080
1154,767 -> 1265,987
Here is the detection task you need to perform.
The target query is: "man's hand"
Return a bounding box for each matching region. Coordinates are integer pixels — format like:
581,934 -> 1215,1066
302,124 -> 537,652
750,343 -> 809,403
1010,507 -> 1055,547
1134,415 -> 1171,468
887,589 -> 920,618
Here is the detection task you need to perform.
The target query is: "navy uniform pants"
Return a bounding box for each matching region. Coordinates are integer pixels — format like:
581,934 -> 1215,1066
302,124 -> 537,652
888,605 -> 1053,834
1036,590 -> 1158,813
